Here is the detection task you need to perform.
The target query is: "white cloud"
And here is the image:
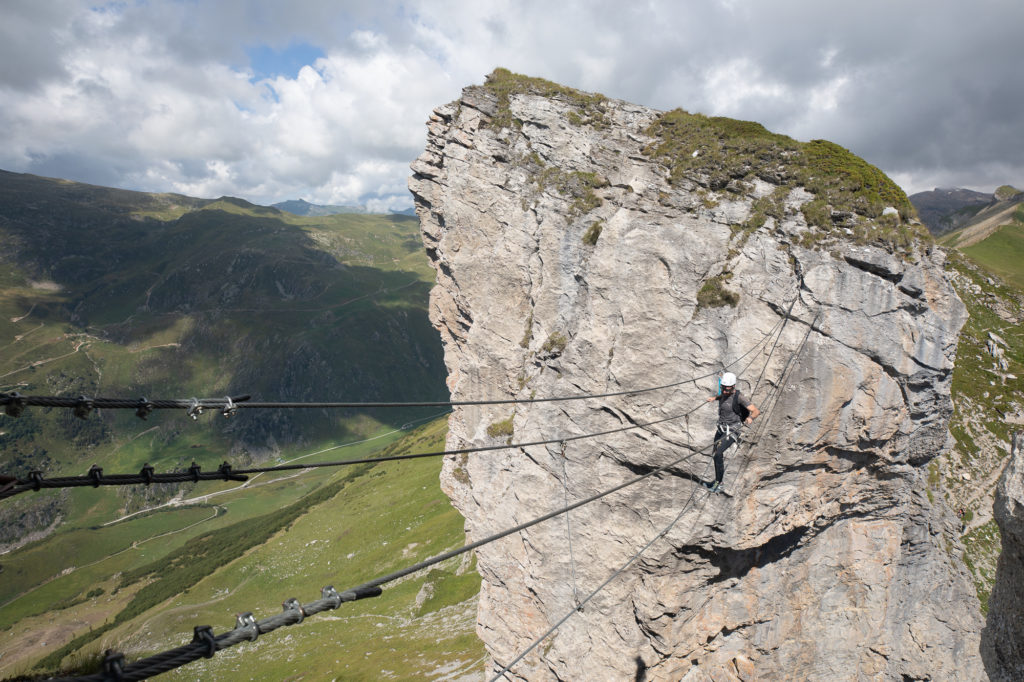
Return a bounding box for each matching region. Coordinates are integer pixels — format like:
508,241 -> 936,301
1,0 -> 1023,206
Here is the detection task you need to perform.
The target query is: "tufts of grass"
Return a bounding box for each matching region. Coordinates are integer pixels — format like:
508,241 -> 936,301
535,167 -> 606,218
541,331 -> 568,355
582,220 -> 604,246
696,273 -> 739,309
486,417 -> 514,439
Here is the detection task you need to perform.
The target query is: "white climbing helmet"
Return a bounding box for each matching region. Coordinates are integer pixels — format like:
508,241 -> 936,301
720,372 -> 737,387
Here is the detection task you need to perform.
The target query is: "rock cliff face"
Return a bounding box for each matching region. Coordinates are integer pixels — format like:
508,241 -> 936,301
409,72 -> 985,680
982,436 -> 1024,680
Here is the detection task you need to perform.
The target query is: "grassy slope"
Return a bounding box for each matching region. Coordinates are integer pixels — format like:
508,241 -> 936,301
0,173 -> 473,678
962,218 -> 1024,290
2,418 -> 485,680
932,205 -> 1024,612
0,172 -> 446,538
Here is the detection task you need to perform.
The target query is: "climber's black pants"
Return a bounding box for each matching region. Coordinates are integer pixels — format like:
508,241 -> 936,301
712,424 -> 740,484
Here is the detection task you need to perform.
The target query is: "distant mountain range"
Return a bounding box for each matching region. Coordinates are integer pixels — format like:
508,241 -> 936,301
272,197 -> 416,217
909,185 -> 1023,235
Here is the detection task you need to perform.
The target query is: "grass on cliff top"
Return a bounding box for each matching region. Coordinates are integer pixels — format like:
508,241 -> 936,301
482,67 -> 608,130
476,70 -> 925,254
643,108 -> 918,225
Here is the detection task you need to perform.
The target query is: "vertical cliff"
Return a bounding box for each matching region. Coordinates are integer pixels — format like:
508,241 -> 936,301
409,70 -> 985,680
982,435 -> 1024,680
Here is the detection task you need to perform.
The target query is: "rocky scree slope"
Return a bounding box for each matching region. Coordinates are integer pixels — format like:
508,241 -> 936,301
409,70 -> 984,680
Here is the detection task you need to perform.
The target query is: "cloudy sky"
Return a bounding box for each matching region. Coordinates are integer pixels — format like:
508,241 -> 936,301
2,0 -> 1021,211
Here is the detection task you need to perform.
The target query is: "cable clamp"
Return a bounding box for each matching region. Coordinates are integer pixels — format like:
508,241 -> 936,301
140,464 -> 155,485
217,462 -> 233,480
73,395 -> 94,420
188,462 -> 202,482
282,598 -> 305,624
28,471 -> 43,491
88,465 -> 104,488
191,625 -> 217,659
187,398 -> 203,420
135,397 -> 154,420
234,612 -> 259,641
222,396 -> 236,418
102,649 -> 125,681
4,392 -> 25,418
321,585 -> 342,610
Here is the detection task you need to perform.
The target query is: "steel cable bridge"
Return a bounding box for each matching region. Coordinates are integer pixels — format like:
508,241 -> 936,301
1,296 -> 819,681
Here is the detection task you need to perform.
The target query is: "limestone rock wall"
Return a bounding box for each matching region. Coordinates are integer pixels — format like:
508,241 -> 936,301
409,81 -> 985,680
982,439 -> 1024,681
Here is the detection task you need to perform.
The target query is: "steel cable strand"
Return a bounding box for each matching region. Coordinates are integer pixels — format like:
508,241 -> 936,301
1,465 -> 248,501
52,413 -> 721,681
3,402 -> 713,501
652,308 -> 820,652
0,307 -> 794,499
2,306 -> 802,501
2,298 -> 797,419
488,301 -> 802,680
489,453 -> 717,681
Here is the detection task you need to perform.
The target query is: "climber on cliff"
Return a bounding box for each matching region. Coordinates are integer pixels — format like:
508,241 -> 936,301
704,372 -> 760,492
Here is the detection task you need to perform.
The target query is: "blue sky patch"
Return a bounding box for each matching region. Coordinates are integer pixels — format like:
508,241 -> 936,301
245,41 -> 325,81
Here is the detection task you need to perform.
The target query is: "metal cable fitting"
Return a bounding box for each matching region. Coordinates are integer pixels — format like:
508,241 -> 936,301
136,397 -> 154,420
102,649 -> 125,681
321,586 -> 342,610
73,395 -> 94,419
234,612 -> 259,641
282,598 -> 305,624
192,625 -> 217,659
3,392 -> 25,418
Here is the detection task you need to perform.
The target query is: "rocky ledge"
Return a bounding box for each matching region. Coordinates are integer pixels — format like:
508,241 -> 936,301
409,70 -> 985,680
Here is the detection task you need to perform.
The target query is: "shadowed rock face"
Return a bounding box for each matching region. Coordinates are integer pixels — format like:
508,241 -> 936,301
982,435 -> 1024,681
410,78 -> 985,680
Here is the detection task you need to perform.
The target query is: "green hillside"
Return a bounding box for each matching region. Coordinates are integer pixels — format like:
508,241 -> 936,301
929,200 -> 1024,613
961,208 -> 1024,289
1,418 -> 484,679
0,171 -> 468,677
